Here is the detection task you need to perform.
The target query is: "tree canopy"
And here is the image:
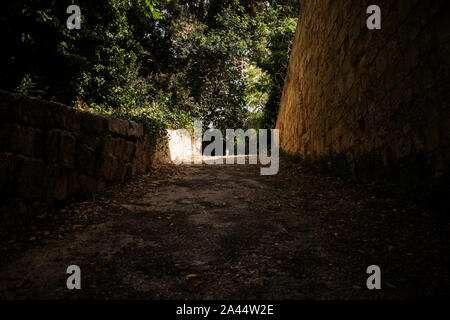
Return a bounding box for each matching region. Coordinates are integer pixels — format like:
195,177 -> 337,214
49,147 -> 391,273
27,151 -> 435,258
1,0 -> 299,136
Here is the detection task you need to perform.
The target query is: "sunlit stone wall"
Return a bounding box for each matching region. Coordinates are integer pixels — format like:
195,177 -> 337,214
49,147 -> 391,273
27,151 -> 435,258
276,0 -> 449,210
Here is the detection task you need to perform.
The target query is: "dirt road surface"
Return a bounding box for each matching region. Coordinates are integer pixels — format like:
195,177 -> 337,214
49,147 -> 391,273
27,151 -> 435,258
1,160 -> 449,299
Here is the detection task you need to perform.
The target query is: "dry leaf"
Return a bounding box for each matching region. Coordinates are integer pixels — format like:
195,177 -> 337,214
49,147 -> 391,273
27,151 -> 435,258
385,281 -> 396,289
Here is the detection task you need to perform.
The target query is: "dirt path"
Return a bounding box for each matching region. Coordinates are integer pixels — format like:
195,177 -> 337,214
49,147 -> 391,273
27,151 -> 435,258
1,160 -> 449,299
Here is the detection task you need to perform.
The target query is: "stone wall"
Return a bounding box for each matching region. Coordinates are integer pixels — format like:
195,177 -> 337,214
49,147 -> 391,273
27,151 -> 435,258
0,90 -> 165,228
276,0 -> 449,210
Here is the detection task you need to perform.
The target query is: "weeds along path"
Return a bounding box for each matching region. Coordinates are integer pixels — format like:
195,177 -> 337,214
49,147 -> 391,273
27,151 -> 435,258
0,160 -> 449,299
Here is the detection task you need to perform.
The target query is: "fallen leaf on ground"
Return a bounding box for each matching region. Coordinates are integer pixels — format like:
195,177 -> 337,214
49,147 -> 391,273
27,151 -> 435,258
385,281 -> 397,289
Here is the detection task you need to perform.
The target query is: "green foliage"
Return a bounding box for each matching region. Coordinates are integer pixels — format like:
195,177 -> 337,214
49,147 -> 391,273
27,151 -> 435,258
134,0 -> 169,19
257,6 -> 298,128
1,0 -> 299,144
15,74 -> 47,99
139,0 -> 299,131
113,96 -> 195,145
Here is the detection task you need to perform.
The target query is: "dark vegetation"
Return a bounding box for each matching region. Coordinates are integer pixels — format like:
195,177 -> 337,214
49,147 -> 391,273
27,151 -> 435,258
1,0 -> 300,139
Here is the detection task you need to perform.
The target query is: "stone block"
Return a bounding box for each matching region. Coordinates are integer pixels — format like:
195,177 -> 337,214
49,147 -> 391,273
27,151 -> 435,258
128,121 -> 144,138
9,124 -> 37,157
49,105 -> 82,132
106,116 -> 129,137
16,156 -> 48,202
76,144 -> 96,177
0,153 -> 12,197
47,165 -> 68,202
80,112 -> 108,135
47,129 -> 76,168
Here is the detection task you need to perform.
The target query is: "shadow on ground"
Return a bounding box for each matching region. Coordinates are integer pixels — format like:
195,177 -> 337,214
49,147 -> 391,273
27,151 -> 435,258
0,159 -> 449,299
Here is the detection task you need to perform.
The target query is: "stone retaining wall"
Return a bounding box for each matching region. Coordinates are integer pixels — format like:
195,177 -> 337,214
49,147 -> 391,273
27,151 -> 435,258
0,90 -> 165,228
276,0 -> 449,210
